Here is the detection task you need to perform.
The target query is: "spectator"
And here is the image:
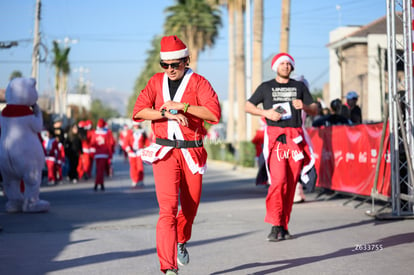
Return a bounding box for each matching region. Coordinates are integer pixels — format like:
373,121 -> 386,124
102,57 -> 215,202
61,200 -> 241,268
312,98 -> 352,127
64,123 -> 82,183
345,90 -> 362,124
53,117 -> 65,145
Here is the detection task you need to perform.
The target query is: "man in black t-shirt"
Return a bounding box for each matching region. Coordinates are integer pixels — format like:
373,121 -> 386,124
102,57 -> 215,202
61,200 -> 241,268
245,53 -> 318,242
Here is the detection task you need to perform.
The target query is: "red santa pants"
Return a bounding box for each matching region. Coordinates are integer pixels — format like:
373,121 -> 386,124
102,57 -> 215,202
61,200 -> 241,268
128,155 -> 144,183
152,148 -> 202,272
77,154 -> 92,179
265,141 -> 303,230
46,160 -> 57,182
94,157 -> 107,185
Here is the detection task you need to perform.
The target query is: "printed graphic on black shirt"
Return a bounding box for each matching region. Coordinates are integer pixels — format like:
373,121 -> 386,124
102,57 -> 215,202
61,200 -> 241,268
248,79 -> 314,128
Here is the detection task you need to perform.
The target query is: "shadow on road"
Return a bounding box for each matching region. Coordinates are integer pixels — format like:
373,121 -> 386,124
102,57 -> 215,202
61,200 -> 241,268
210,232 -> 414,275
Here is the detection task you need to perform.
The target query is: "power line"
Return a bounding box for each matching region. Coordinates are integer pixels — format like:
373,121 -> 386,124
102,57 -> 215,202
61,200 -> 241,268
0,41 -> 18,49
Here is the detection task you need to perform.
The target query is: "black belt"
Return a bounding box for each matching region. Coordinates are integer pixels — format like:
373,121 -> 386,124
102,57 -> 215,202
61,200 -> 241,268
156,138 -> 203,148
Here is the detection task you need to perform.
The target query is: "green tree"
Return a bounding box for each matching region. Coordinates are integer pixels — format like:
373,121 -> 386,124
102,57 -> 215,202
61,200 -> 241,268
164,0 -> 222,71
90,99 -> 120,122
9,70 -> 23,80
126,36 -> 163,116
52,40 -> 71,116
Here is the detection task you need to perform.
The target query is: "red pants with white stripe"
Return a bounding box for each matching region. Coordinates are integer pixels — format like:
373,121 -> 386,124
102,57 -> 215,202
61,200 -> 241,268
265,141 -> 303,230
128,155 -> 144,183
152,149 -> 202,272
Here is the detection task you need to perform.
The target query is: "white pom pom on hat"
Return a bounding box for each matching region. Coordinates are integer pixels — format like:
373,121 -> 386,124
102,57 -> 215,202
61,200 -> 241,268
160,35 -> 189,60
271,53 -> 295,72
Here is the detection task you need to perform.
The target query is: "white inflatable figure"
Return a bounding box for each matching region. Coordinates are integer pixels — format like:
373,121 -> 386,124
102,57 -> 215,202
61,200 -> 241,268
0,78 -> 50,213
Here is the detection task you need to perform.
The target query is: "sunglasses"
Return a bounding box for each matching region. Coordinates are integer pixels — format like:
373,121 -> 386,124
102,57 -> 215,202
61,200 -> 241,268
160,61 -> 182,70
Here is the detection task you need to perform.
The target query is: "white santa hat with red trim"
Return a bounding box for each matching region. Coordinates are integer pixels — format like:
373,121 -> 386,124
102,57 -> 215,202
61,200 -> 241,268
271,53 -> 295,72
160,35 -> 189,60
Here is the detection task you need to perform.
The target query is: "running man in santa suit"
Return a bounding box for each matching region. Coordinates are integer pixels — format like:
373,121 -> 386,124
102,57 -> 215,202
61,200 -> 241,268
245,53 -> 318,242
124,121 -> 147,188
132,35 -> 221,275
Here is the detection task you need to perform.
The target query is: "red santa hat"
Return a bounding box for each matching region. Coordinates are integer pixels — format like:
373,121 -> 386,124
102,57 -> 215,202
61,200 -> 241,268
97,118 -> 106,128
160,35 -> 189,60
84,120 -> 93,130
271,53 -> 295,72
78,120 -> 85,128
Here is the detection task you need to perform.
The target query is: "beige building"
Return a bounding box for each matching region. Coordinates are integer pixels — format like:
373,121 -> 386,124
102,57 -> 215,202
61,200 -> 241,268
327,15 -> 403,123
0,88 -> 5,111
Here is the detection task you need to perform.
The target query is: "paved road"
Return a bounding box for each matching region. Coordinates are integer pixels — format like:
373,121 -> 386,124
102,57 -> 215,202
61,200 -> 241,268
1,154 -> 413,275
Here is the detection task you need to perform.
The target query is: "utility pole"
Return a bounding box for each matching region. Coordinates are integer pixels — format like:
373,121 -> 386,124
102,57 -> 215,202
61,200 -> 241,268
31,0 -> 41,84
280,0 -> 291,53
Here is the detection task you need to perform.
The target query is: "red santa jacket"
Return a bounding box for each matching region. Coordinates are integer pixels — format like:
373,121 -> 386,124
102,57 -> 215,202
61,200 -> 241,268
125,128 -> 147,155
90,128 -> 113,159
132,69 -> 221,172
43,137 -> 59,162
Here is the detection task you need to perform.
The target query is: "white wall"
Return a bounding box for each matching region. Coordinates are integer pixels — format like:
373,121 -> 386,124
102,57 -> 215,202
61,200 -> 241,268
328,26 -> 362,104
67,94 -> 92,111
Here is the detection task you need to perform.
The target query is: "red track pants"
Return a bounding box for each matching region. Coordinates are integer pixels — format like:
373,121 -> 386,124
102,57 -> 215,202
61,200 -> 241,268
128,155 -> 144,183
152,149 -> 203,272
265,141 -> 303,230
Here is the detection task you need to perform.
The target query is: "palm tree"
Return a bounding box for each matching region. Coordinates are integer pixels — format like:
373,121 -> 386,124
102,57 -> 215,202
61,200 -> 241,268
52,40 -> 70,116
250,0 -> 263,137
226,1 -> 236,143
164,0 -> 222,71
234,0 -> 246,142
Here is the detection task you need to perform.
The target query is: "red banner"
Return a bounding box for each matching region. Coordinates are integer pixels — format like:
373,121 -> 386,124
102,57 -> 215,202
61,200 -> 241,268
306,123 -> 391,197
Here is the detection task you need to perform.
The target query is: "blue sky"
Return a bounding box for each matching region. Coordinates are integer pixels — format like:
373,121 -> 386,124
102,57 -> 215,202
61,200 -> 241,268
0,0 -> 386,115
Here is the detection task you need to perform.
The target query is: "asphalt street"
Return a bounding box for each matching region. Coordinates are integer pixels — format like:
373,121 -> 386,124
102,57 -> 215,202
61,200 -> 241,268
1,154 -> 413,275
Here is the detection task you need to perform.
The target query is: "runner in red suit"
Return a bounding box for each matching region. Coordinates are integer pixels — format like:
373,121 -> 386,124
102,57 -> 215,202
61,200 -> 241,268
42,128 -> 59,185
124,122 -> 147,188
89,119 -> 113,191
132,35 -> 221,275
245,53 -> 318,242
77,121 -> 92,180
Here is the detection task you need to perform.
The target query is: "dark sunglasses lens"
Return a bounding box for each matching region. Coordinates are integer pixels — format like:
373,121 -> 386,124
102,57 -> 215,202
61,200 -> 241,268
160,61 -> 181,69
